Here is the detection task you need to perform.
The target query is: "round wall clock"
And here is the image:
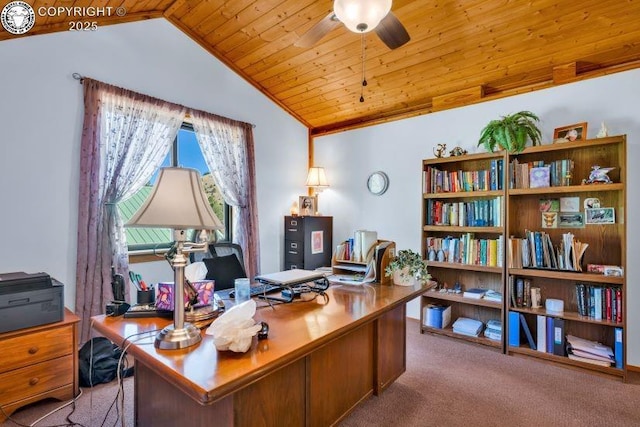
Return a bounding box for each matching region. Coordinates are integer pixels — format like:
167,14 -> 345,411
367,171 -> 389,195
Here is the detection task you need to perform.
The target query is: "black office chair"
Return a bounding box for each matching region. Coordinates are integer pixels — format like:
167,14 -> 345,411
195,242 -> 248,291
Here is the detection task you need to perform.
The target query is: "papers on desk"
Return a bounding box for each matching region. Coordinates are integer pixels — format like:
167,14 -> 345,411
328,259 -> 376,286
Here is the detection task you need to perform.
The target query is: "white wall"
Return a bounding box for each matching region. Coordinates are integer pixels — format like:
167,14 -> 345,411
0,19 -> 308,309
314,69 -> 640,365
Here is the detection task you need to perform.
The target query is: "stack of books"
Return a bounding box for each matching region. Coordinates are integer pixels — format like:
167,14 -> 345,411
483,290 -> 502,302
566,335 -> 614,367
452,317 -> 483,337
483,319 -> 502,341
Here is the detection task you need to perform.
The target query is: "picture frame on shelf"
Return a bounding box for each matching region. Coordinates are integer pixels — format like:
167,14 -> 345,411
553,122 -> 588,142
557,212 -> 584,228
585,207 -> 615,225
299,195 -> 317,216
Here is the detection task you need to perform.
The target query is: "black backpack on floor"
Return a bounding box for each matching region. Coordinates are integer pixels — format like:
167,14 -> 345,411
78,337 -> 134,387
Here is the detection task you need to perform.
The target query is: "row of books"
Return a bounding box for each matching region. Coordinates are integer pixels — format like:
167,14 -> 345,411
508,231 -> 588,271
508,312 -> 622,368
509,158 -> 575,189
334,230 -> 378,263
509,277 -> 540,309
425,198 -> 503,227
426,234 -> 504,267
576,283 -> 623,323
423,159 -> 504,194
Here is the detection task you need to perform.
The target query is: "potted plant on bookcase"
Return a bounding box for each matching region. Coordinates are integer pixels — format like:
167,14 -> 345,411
477,110 -> 542,153
385,249 -> 431,287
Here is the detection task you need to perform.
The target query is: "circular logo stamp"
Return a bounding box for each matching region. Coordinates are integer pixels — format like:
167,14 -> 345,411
1,1 -> 35,35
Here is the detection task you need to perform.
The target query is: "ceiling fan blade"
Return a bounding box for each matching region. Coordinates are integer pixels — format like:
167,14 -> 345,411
375,12 -> 410,49
295,12 -> 341,48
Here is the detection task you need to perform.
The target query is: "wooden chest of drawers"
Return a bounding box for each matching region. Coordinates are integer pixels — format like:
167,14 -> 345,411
0,309 -> 79,422
284,215 -> 333,270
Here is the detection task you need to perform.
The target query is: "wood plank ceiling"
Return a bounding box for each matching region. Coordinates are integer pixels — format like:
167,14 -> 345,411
3,1 -> 640,135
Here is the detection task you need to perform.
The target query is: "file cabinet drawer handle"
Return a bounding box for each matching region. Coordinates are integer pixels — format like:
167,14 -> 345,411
287,228 -> 298,232
288,250 -> 298,255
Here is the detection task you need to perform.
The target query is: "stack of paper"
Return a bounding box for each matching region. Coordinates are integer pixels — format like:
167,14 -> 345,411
452,317 -> 483,337
566,335 -> 614,367
483,290 -> 502,302
463,288 -> 487,299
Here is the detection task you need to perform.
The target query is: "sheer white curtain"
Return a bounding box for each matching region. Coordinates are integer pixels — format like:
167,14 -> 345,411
76,78 -> 186,342
190,110 -> 260,280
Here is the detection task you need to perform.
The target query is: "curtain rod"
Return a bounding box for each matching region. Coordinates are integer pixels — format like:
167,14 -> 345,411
71,72 -> 256,129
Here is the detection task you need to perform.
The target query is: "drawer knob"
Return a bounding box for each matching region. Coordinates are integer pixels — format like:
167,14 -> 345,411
29,377 -> 39,386
28,346 -> 39,355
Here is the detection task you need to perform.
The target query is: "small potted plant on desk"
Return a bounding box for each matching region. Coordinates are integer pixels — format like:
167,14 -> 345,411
385,249 -> 431,287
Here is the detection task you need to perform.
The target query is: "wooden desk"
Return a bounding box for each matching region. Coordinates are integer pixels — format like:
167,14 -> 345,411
92,283 -> 427,426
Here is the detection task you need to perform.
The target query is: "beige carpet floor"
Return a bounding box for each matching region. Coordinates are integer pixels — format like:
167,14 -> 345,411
3,318 -> 640,426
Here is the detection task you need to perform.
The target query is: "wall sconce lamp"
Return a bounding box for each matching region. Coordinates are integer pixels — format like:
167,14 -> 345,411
126,167 -> 223,350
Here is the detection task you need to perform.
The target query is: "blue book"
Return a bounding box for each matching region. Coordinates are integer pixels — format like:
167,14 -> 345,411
520,314 -> 536,350
508,311 -> 520,347
546,316 -> 554,354
615,327 -> 623,369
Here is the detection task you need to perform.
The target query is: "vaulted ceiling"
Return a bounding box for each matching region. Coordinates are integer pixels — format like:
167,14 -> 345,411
4,1 -> 640,135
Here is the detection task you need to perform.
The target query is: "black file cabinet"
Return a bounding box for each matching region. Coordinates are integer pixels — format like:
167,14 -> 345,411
284,216 -> 333,270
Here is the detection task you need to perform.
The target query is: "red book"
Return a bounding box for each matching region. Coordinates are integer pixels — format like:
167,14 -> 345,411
605,287 -> 612,321
615,288 -> 622,323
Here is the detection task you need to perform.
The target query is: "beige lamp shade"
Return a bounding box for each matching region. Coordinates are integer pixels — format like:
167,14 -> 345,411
126,167 -> 224,230
305,167 -> 329,189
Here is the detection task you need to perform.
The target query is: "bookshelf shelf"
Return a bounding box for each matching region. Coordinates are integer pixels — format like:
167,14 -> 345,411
508,268 -> 624,285
420,325 -> 502,349
508,306 -> 622,327
508,346 -> 624,379
420,134 -> 627,380
422,289 -> 502,309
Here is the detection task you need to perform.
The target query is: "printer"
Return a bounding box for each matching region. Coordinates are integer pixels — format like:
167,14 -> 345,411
0,272 -> 64,333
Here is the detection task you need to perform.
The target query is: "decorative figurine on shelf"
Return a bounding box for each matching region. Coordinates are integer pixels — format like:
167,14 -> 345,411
449,146 -> 468,157
596,122 -> 609,138
582,166 -> 615,185
433,143 -> 447,158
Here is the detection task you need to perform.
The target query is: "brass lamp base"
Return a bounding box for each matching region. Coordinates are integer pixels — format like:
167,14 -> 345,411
154,322 -> 202,350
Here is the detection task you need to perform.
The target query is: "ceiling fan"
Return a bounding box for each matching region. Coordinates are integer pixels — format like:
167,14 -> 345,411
295,0 -> 410,50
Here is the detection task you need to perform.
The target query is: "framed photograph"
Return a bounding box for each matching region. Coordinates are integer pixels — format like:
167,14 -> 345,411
553,122 -> 588,142
299,195 -> 317,216
558,212 -> 584,228
541,212 -> 558,228
560,196 -> 580,213
585,207 -> 615,224
311,230 -> 324,254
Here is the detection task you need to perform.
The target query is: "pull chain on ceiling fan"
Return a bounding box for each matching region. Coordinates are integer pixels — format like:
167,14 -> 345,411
360,34 -> 367,103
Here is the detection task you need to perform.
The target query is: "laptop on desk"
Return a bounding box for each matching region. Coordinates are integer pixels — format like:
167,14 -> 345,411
254,269 -> 326,287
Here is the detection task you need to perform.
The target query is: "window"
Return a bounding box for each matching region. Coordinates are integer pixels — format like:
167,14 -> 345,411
118,124 -> 231,253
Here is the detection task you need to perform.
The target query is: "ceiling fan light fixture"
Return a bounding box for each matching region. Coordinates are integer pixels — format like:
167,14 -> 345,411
334,0 -> 392,33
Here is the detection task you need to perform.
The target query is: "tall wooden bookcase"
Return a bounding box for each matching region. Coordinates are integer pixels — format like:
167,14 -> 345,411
419,135 -> 627,380
420,151 -> 506,351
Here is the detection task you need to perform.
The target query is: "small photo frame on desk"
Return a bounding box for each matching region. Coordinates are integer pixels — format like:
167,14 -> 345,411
299,195 -> 317,216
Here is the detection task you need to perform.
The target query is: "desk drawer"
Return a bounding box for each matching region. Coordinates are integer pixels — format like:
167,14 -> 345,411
285,240 -> 304,263
0,326 -> 73,373
0,355 -> 73,406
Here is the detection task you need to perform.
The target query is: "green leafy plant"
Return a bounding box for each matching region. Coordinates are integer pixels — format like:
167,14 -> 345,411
385,249 -> 431,282
477,111 -> 542,153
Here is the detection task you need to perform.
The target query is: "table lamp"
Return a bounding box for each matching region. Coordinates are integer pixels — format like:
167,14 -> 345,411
126,167 -> 224,350
305,166 -> 329,213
